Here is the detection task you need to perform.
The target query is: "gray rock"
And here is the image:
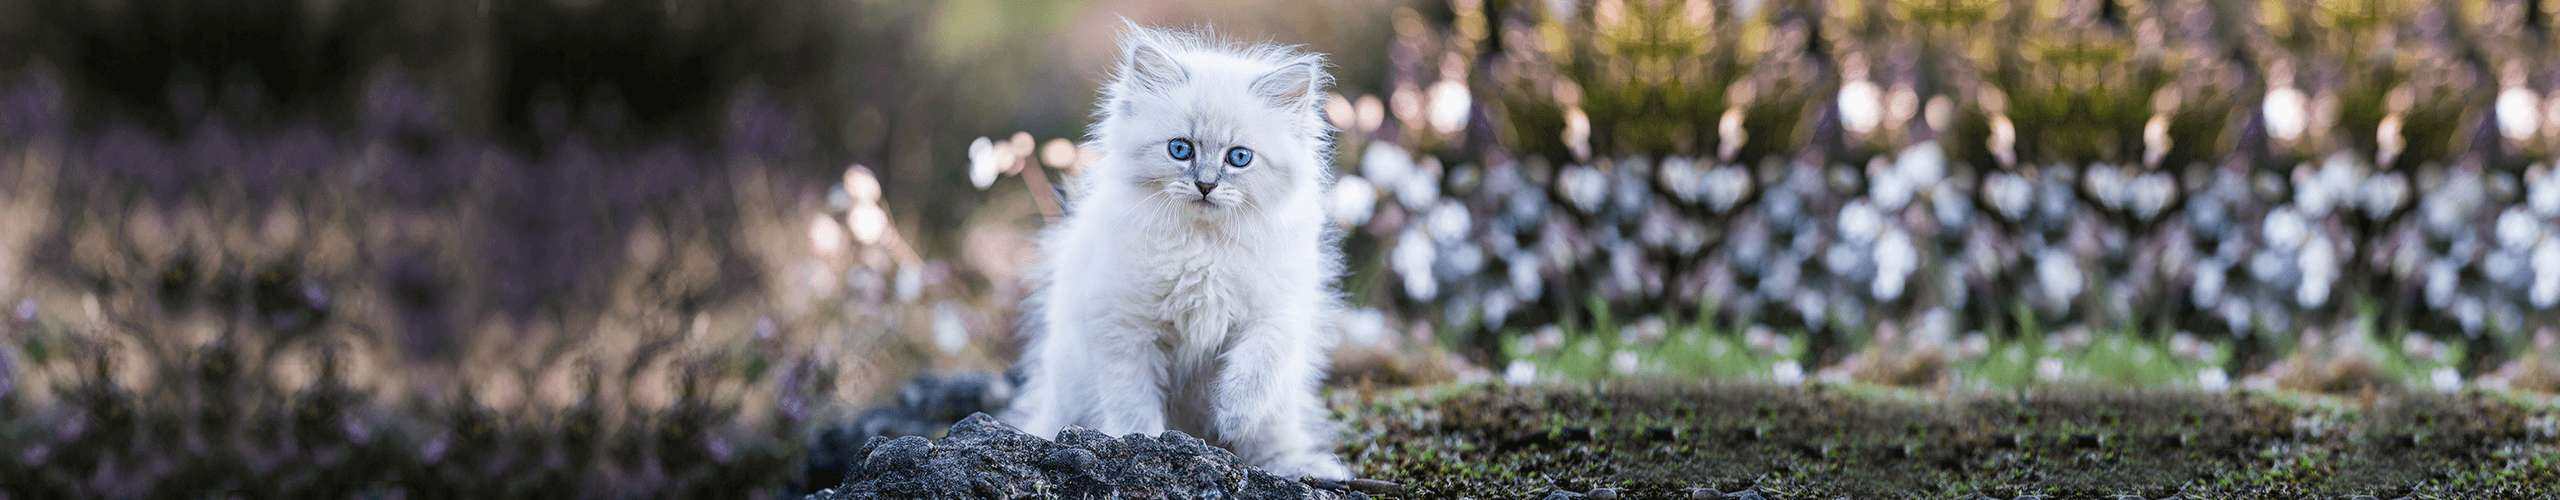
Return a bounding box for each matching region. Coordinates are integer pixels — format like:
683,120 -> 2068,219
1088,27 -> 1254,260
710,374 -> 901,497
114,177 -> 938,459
805,372 -> 1019,490
809,413 -> 1345,499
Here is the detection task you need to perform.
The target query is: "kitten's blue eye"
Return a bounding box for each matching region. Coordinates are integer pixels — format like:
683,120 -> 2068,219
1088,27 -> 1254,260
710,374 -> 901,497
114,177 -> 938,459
1167,139 -> 1194,161
1224,147 -> 1254,168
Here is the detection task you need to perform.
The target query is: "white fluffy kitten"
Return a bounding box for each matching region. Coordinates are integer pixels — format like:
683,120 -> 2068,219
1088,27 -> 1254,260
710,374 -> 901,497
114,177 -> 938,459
1005,25 -> 1348,480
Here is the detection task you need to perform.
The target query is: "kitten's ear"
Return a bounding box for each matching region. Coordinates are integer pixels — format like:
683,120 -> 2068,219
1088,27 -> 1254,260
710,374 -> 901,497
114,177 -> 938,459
1120,33 -> 1188,95
1250,57 -> 1326,111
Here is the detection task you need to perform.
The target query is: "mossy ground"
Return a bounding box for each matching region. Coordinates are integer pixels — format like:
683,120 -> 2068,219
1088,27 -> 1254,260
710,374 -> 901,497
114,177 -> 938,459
1334,383 -> 2560,498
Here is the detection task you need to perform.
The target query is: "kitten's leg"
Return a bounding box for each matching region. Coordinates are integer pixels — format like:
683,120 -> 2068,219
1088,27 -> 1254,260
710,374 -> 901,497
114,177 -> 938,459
1087,331 -> 1170,436
1005,355 -> 1065,438
1213,322 -> 1350,480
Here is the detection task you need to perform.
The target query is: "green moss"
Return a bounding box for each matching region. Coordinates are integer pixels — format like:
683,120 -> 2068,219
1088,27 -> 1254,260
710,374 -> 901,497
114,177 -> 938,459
1336,384 -> 2560,497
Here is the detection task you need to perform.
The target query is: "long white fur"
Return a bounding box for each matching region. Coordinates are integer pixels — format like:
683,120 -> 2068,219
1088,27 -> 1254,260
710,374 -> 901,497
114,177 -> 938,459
1005,24 -> 1348,480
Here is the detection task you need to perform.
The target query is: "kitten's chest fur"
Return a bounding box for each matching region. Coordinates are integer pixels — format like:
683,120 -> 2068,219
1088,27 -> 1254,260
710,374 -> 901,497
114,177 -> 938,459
1127,231 -> 1259,350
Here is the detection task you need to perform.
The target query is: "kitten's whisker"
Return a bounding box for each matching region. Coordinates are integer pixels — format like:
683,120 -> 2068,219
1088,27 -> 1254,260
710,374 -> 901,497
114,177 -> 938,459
1123,189 -> 1174,219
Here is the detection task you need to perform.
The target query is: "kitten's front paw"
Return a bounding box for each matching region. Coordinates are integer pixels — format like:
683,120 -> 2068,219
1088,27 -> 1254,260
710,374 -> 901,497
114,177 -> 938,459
1262,453 -> 1351,481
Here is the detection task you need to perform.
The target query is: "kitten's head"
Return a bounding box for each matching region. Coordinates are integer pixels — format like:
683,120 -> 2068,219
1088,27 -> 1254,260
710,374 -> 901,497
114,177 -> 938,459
1090,25 -> 1331,218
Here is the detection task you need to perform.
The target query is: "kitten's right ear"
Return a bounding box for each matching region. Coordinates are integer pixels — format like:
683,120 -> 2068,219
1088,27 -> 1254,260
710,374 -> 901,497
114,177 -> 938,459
1249,57 -> 1325,112
1119,28 -> 1188,95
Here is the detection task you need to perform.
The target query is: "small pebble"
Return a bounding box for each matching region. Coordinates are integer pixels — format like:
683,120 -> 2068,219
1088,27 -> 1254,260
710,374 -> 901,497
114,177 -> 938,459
864,435 -> 932,471
1056,426 -> 1110,448
1040,447 -> 1097,474
1161,429 -> 1215,455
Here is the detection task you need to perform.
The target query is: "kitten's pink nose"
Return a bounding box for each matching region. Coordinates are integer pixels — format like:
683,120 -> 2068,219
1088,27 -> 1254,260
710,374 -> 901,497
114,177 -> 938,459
1195,181 -> 1217,195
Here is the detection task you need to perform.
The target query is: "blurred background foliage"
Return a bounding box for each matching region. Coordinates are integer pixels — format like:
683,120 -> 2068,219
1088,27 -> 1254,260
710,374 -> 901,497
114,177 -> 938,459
0,0 -> 2557,496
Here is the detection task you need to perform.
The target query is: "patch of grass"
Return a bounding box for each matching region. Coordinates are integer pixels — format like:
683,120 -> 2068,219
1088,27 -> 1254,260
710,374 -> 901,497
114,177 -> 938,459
1501,306 -> 1805,383
1961,329 -> 2227,388
1498,300 -> 2490,394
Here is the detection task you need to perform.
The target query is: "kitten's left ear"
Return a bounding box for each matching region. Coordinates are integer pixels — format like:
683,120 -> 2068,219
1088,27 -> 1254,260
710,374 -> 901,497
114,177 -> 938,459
1250,56 -> 1328,112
